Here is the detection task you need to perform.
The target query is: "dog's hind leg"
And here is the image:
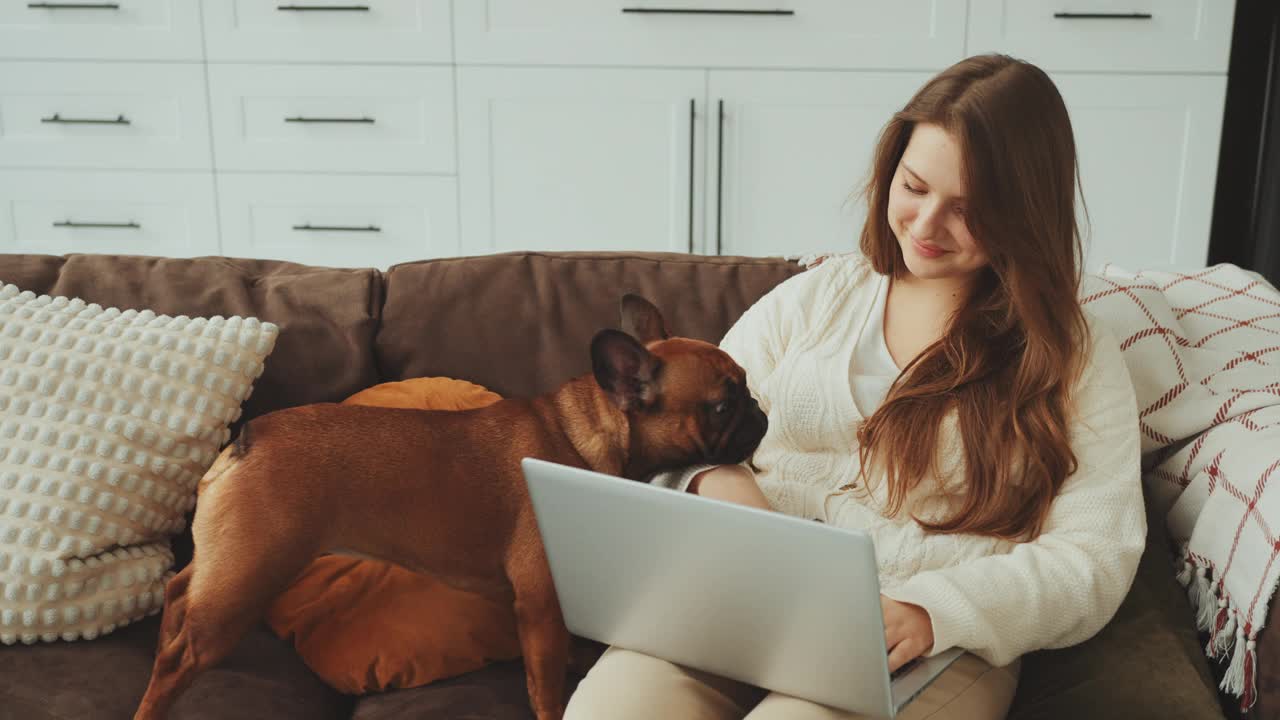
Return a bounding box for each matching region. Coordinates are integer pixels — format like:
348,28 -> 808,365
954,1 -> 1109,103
133,463 -> 322,720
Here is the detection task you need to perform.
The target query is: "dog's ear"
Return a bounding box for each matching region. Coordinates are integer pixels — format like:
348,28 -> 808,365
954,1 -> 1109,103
591,329 -> 662,412
620,294 -> 670,346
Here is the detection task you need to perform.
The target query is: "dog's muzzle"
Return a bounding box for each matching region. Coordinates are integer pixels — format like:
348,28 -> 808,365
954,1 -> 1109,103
712,398 -> 768,465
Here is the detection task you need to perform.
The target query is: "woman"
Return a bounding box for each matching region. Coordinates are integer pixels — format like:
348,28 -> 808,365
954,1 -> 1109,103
565,54 -> 1145,720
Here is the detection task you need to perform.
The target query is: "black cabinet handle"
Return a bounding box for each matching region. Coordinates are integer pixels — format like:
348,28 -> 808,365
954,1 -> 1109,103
715,99 -> 725,256
1053,12 -> 1153,20
284,116 -> 375,124
292,223 -> 381,232
53,220 -> 140,229
623,8 -> 794,16
42,113 -> 130,125
277,4 -> 370,10
28,2 -> 120,8
687,99 -> 695,253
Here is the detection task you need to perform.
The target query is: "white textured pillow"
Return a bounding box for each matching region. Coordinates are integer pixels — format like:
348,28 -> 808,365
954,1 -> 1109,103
0,283 -> 277,645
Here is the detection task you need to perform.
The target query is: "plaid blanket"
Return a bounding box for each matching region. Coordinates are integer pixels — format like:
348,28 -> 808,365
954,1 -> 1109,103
1081,264 -> 1280,712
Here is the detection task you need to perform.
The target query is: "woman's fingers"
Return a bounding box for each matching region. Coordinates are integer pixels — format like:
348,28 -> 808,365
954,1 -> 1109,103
884,622 -> 903,652
887,639 -> 920,673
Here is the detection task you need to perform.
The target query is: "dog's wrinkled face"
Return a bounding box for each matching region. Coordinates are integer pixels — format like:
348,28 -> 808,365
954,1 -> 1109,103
591,294 -> 769,479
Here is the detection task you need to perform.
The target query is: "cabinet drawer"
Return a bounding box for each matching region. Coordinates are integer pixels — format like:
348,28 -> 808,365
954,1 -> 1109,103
0,0 -> 201,61
216,174 -> 458,268
0,62 -> 211,171
454,0 -> 966,70
202,0 -> 451,64
207,65 -> 455,175
0,170 -> 219,257
968,0 -> 1235,73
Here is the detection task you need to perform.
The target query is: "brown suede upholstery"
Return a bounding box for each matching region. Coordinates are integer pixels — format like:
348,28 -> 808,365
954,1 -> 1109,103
377,252 -> 802,397
0,251 -> 1233,719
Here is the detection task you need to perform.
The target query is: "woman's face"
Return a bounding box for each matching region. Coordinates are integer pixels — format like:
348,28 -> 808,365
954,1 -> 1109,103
887,123 -> 990,283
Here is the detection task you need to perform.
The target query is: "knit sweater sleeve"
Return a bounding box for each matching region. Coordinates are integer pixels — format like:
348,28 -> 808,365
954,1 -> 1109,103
649,259 -> 841,492
880,319 -> 1147,668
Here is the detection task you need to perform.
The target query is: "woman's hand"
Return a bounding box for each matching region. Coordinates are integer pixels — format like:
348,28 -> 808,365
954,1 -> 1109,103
688,465 -> 772,510
882,596 -> 934,672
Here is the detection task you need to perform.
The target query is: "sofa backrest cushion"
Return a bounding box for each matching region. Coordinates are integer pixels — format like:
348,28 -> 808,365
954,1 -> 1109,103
0,254 -> 383,423
377,252 -> 804,398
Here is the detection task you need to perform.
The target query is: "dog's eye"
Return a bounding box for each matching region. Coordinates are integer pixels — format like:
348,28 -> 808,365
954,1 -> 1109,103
713,400 -> 731,415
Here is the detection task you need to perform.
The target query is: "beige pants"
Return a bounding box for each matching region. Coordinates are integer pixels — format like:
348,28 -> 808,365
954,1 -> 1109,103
565,647 -> 1020,720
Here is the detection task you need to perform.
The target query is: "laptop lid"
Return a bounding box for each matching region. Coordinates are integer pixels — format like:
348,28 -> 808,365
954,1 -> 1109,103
521,457 -> 900,717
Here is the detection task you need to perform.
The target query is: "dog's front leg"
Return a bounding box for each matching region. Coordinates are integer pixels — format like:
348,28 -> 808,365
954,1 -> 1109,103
507,546 -> 570,720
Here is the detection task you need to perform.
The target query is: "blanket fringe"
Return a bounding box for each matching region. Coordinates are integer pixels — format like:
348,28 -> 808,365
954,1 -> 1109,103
1176,553 -> 1258,713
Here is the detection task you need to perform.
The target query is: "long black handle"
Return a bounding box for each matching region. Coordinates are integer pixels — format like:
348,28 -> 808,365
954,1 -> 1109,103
1053,12 -> 1153,20
292,223 -> 381,232
277,4 -> 371,10
41,113 -> 130,125
623,8 -> 794,15
53,220 -> 140,229
285,116 -> 375,124
27,2 -> 120,8
715,99 -> 725,256
687,99 -> 695,253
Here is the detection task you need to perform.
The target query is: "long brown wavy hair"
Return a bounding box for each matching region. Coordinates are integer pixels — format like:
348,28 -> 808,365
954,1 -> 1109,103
856,54 -> 1089,541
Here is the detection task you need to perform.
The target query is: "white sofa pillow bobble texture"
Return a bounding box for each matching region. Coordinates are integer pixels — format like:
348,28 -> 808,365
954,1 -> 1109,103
0,283 -> 278,645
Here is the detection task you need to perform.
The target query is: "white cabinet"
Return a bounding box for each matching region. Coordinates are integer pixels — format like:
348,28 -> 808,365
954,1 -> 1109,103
457,67 -> 705,254
707,71 -> 931,259
1057,73 -> 1227,272
454,1 -> 966,70
0,1 -> 1238,268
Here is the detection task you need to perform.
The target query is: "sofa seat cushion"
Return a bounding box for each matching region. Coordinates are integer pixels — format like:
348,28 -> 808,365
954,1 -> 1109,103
352,657 -> 587,720
0,615 -> 352,720
1006,501 -> 1223,720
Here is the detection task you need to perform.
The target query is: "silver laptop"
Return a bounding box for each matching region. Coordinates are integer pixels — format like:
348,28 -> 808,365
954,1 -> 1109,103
521,457 -> 963,718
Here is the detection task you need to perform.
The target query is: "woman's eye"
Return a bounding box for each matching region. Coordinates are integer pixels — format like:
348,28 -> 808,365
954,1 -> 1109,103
902,181 -> 925,196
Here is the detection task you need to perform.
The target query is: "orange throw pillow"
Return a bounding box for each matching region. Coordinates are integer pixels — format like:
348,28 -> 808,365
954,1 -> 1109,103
264,378 -> 522,694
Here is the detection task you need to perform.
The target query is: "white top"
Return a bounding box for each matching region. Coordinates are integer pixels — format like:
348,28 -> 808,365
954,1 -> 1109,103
652,254 -> 1146,668
849,273 -> 899,416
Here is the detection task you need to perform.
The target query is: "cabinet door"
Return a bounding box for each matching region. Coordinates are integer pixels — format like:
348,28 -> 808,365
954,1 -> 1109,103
1055,74 -> 1227,272
708,71 -> 929,258
457,67 -> 705,254
455,0 -> 965,71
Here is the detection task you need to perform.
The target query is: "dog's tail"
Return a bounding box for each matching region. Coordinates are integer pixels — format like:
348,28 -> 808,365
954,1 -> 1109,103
197,424 -> 251,497
232,421 -> 252,457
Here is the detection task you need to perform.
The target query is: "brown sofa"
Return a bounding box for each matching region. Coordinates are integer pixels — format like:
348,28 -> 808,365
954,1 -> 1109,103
0,251 -> 1236,719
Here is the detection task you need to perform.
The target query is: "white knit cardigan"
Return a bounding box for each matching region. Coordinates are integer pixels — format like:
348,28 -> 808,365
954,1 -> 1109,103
653,255 -> 1146,668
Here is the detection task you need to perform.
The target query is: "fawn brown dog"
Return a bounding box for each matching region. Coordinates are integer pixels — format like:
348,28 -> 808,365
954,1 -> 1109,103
132,294 -> 769,720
